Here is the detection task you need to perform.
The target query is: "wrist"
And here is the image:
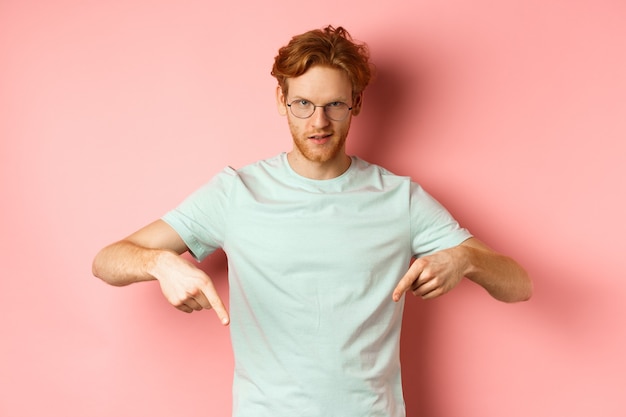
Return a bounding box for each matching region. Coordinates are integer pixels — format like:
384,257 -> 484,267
457,244 -> 480,279
144,248 -> 173,281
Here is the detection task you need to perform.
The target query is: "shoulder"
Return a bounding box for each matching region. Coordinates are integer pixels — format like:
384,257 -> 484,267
349,156 -> 413,190
351,156 -> 409,178
197,154 -> 285,189
230,153 -> 291,188
232,153 -> 285,176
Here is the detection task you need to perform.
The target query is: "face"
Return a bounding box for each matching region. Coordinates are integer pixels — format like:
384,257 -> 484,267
277,66 -> 362,167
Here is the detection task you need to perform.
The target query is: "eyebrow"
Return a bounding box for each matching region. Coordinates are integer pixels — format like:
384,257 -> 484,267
289,95 -> 350,104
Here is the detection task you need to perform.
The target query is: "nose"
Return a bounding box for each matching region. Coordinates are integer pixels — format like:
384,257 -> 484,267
310,105 -> 331,129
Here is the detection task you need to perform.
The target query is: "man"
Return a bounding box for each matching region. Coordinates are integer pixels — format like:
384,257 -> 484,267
93,25 -> 531,417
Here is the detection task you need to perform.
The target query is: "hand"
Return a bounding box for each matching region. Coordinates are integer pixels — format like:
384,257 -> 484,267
151,251 -> 230,325
392,246 -> 468,302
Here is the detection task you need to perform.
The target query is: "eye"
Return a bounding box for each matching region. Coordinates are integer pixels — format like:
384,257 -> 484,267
326,101 -> 343,108
296,99 -> 311,107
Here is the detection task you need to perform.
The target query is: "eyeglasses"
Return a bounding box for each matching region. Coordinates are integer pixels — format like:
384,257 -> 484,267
287,99 -> 353,121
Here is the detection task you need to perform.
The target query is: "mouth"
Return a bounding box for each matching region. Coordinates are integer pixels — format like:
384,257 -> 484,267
307,133 -> 333,144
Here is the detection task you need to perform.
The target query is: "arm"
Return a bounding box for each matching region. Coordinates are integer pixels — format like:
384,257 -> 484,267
92,219 -> 229,324
392,237 -> 532,303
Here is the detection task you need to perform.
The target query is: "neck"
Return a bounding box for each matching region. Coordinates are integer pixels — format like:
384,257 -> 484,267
286,151 -> 352,180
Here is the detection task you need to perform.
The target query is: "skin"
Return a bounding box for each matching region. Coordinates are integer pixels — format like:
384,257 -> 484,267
92,65 -> 532,326
276,65 -> 362,180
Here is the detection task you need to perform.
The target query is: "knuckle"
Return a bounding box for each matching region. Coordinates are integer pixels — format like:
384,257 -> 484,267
185,286 -> 201,298
176,304 -> 192,313
413,258 -> 428,269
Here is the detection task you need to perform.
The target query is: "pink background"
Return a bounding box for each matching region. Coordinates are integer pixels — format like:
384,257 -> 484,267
2,0 -> 625,416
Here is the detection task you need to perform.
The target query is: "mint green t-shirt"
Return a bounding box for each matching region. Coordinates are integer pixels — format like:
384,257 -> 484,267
162,153 -> 471,417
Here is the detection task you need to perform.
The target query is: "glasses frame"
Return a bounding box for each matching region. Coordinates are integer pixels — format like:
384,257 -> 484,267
286,99 -> 353,122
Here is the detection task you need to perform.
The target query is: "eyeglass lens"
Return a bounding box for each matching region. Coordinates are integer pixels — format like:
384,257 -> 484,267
289,100 -> 351,121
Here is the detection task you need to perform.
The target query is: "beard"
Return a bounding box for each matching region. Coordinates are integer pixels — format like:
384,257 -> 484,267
287,117 -> 351,164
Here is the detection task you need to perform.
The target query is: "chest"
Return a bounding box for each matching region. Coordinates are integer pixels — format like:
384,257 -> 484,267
224,185 -> 411,279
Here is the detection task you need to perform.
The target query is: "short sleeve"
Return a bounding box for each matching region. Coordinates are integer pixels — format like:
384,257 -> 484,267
410,182 -> 472,258
161,167 -> 237,261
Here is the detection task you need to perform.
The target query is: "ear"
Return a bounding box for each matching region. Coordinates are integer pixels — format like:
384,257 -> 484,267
276,85 -> 288,116
351,92 -> 364,116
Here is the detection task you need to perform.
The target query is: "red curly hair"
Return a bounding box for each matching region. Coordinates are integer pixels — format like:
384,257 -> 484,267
271,25 -> 373,100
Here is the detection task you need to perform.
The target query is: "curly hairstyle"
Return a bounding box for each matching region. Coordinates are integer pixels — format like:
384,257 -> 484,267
271,25 -> 373,100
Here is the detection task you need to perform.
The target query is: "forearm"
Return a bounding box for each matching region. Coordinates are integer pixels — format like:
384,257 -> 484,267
92,240 -> 169,286
461,242 -> 532,303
